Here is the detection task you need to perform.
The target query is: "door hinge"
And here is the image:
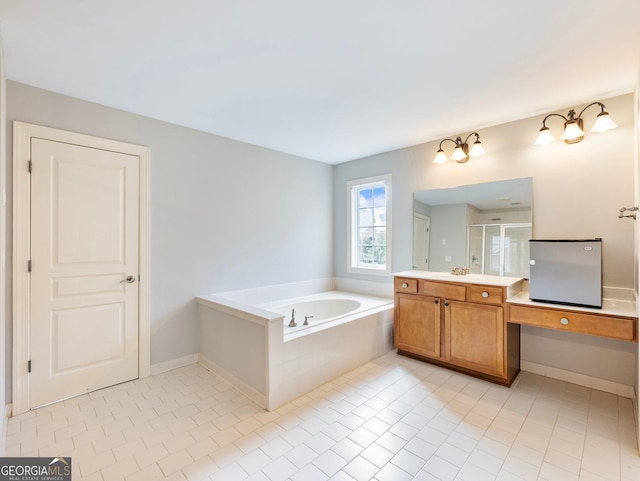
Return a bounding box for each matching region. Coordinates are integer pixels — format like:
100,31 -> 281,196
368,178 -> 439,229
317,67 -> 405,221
28,160 -> 32,173
28,360 -> 32,373
28,260 -> 32,272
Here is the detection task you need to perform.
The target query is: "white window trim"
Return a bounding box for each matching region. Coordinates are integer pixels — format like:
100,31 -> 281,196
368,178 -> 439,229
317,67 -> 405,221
347,173 -> 392,276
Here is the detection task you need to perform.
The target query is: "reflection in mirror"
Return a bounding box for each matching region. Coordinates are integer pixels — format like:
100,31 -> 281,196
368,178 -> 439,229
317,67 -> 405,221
413,178 -> 533,277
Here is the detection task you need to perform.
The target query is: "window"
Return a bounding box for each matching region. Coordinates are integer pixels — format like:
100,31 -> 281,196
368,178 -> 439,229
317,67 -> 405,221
347,174 -> 392,275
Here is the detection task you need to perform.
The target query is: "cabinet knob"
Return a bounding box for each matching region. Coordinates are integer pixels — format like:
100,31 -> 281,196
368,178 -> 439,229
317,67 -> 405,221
434,300 -> 439,305
560,317 -> 569,326
402,282 -> 408,289
444,302 -> 449,307
481,291 -> 489,298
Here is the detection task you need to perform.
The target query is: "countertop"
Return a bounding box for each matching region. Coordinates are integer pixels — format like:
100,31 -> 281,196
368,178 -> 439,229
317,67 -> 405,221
507,290 -> 638,318
393,270 -> 524,287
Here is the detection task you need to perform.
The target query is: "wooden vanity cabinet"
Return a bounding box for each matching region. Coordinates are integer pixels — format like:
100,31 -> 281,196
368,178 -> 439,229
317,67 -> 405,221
444,300 -> 505,377
395,293 -> 441,359
394,276 -> 520,386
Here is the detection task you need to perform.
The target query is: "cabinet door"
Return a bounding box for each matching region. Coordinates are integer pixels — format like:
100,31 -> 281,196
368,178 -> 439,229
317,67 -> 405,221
395,293 -> 441,359
444,300 -> 504,377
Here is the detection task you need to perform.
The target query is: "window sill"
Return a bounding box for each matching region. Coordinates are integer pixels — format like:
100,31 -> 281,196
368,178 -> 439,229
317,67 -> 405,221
347,265 -> 392,276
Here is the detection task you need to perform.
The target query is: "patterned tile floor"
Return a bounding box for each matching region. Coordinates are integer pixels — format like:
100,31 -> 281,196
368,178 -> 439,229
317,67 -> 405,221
4,352 -> 640,480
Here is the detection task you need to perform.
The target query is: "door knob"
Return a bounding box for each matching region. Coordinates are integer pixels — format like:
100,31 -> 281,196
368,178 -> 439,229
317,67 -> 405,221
121,275 -> 136,284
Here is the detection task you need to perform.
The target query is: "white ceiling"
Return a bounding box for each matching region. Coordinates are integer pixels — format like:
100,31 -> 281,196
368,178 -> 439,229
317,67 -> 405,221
1,1 -> 639,164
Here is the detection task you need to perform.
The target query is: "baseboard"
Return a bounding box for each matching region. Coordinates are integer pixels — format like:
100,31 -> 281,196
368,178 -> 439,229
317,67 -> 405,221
150,353 -> 199,375
197,354 -> 267,409
521,360 -> 634,398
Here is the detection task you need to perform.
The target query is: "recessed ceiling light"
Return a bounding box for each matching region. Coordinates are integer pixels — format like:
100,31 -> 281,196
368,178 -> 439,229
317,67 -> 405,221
496,196 -> 511,202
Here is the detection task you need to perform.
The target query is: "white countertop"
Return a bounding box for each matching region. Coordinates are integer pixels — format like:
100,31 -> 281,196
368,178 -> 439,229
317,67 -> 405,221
508,290 -> 638,318
394,270 -> 524,288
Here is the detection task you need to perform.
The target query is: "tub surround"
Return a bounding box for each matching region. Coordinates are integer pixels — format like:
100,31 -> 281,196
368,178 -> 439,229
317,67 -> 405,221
196,279 -> 394,410
394,270 -> 638,394
196,294 -> 284,326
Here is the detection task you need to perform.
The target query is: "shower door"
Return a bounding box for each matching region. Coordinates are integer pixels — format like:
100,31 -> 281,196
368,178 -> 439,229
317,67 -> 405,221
468,224 -> 531,277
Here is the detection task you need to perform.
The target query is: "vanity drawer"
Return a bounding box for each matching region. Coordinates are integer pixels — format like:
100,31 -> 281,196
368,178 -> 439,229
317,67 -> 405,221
509,304 -> 636,341
421,280 -> 466,301
468,285 -> 504,305
395,277 -> 418,293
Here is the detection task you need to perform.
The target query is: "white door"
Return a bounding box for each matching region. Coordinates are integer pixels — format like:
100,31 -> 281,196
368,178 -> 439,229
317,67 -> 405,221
29,138 -> 140,408
413,214 -> 430,270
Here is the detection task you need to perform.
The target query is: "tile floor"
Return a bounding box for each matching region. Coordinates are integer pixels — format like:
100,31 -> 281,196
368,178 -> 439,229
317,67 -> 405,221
4,352 -> 640,481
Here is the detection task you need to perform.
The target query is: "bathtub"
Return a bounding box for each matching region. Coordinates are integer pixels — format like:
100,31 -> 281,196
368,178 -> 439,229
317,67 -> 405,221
196,286 -> 394,410
258,291 -> 390,340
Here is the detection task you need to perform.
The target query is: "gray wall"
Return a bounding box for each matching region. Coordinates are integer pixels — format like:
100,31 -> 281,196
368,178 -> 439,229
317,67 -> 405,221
334,93 -> 637,385
4,81 -> 334,398
412,199 -> 430,217
427,203 -> 468,272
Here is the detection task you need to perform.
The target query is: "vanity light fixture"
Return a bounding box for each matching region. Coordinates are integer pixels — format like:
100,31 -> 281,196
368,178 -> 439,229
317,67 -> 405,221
534,101 -> 617,146
433,132 -> 485,164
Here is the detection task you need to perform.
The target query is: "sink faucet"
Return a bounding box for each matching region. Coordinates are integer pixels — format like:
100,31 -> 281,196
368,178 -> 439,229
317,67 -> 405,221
288,309 -> 297,327
451,267 -> 470,275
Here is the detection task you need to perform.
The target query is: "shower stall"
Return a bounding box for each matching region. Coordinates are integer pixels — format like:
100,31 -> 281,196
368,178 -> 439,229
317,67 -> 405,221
468,223 -> 532,277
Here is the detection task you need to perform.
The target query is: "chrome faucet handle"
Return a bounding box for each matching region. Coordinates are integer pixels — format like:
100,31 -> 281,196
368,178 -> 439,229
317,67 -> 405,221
304,315 -> 314,326
288,309 -> 297,327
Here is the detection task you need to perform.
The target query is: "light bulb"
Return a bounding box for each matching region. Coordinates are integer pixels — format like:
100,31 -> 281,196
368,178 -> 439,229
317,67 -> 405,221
590,112 -> 617,133
469,140 -> 485,157
433,149 -> 448,164
560,121 -> 584,141
451,145 -> 467,162
534,126 -> 556,146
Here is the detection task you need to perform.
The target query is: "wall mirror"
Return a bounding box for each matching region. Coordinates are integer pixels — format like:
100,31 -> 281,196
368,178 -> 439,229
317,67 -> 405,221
413,177 -> 533,277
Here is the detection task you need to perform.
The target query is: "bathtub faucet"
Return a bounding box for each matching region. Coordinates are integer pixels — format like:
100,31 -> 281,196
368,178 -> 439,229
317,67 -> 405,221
304,316 -> 314,326
288,309 -> 297,327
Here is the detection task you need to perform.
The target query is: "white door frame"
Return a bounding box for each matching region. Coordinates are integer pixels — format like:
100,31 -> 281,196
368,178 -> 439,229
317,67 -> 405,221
12,121 -> 151,415
412,213 -> 430,270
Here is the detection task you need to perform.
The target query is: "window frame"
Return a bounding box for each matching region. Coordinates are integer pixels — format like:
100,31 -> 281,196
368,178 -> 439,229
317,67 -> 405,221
346,173 -> 392,276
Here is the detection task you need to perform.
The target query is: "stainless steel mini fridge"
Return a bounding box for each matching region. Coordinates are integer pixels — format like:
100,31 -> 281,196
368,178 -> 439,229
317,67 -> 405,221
528,239 -> 602,308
